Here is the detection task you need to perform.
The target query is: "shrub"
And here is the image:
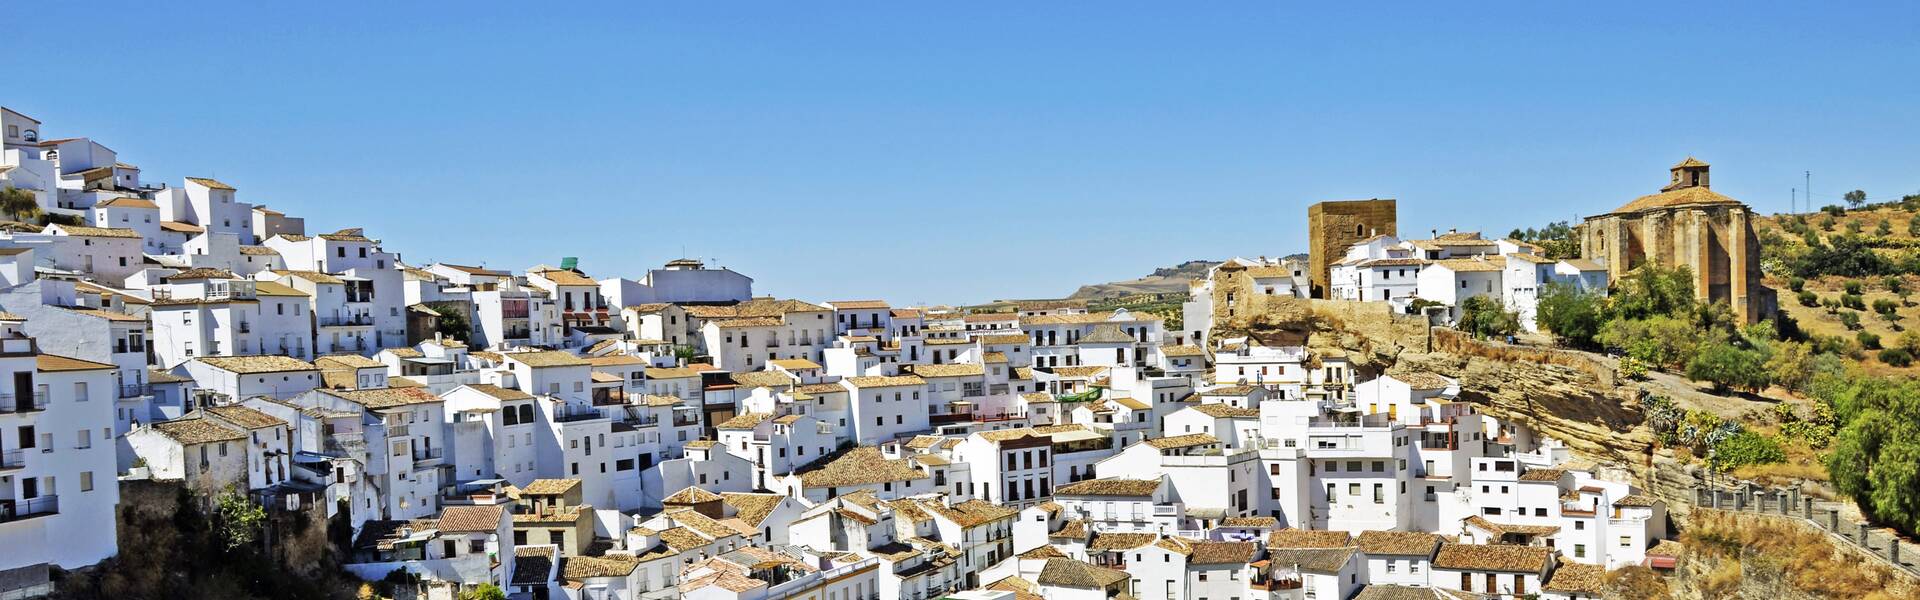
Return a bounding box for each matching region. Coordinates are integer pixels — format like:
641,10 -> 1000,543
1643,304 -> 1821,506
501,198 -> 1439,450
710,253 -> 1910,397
1840,311 -> 1863,330
1535,282 -> 1604,346
1618,356 -> 1649,380
1608,263 -> 1697,321
1845,281 -> 1865,295
1789,276 -> 1807,292
1456,295 -> 1519,340
1858,331 -> 1883,349
1842,293 -> 1867,310
1874,298 -> 1899,315
1797,290 -> 1819,307
1712,430 -> 1786,471
1597,316 -> 1700,370
1879,347 -> 1913,367
1879,219 -> 1894,236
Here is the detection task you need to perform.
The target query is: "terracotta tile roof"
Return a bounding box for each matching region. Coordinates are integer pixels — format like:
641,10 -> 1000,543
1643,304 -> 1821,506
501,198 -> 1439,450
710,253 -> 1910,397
561,554 -> 640,580
1432,543 -> 1553,573
1544,561 -> 1605,594
1054,478 -> 1161,497
252,281 -> 306,297
664,486 -> 724,504
1356,530 -> 1443,556
317,228 -> 370,242
1614,494 -> 1659,507
148,369 -> 192,383
796,446 -> 927,488
325,387 -> 441,409
844,375 -> 925,388
645,366 -> 701,379
523,479 -> 581,496
194,355 -> 317,374
206,405 -> 286,430
642,394 -> 683,406
974,333 -> 1031,345
158,221 -> 204,234
908,363 -> 985,378
151,416 -> 246,445
656,526 -> 711,551
828,300 -> 890,310
1610,183 -> 1742,215
165,267 -> 237,281
1050,519 -> 1088,539
1221,516 -> 1279,528
37,354 -> 117,372
1019,545 -> 1068,559
1036,558 -> 1129,588
976,428 -> 1046,443
436,504 -> 505,533
466,383 -> 534,401
731,371 -> 796,389
1160,345 -> 1206,357
1087,532 -> 1159,551
1188,541 -> 1258,565
238,245 -> 279,256
906,435 -> 948,449
715,317 -> 784,329
504,350 -> 589,368
530,268 -> 596,286
272,270 -> 344,284
720,493 -> 786,526
1268,529 -> 1354,549
1396,373 -> 1452,390
1267,547 -> 1357,573
50,224 -> 140,238
1432,258 -> 1503,273
1190,403 -> 1260,418
925,499 -> 1018,527
315,354 -> 383,369
1462,516 -> 1560,537
984,576 -> 1047,600
716,412 -> 773,430
1144,433 -> 1218,450
1049,366 -> 1109,378
96,196 -> 158,209
185,177 -> 235,190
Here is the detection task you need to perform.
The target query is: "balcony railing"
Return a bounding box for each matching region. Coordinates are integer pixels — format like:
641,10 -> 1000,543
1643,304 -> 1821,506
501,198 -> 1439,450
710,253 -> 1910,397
412,447 -> 444,461
0,393 -> 48,413
0,449 -> 24,470
235,321 -> 252,333
119,384 -> 149,399
554,407 -> 605,423
318,315 -> 374,327
0,495 -> 58,523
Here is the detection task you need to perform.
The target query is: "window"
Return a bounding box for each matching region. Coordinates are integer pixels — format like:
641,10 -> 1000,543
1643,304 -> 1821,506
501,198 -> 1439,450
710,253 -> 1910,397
81,471 -> 94,492
1574,544 -> 1586,558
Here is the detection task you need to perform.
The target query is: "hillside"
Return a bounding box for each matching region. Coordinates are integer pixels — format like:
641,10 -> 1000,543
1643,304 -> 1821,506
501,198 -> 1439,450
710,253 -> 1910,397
1066,259 -> 1220,300
1755,199 -> 1920,375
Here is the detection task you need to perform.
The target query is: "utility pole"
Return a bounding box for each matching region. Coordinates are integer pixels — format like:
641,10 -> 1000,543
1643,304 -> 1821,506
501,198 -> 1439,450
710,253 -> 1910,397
1806,171 -> 1813,209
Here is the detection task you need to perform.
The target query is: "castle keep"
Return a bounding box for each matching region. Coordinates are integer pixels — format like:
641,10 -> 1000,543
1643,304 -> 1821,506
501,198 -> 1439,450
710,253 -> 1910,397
1307,198 -> 1397,298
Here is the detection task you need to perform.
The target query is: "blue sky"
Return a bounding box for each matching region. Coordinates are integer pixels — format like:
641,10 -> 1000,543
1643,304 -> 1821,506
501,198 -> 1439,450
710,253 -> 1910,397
8,2 -> 1919,304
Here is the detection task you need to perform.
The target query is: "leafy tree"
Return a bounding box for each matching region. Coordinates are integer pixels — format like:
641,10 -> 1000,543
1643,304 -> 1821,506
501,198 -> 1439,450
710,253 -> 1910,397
1820,215 -> 1838,231
1910,213 -> 1920,236
1841,294 -> 1867,310
1846,189 -> 1868,208
1607,263 -> 1696,321
1873,298 -> 1900,315
1879,219 -> 1894,236
1686,341 -> 1770,393
1887,276 -> 1905,295
1847,220 -> 1864,235
1456,296 -> 1519,340
1788,276 -> 1806,292
1844,281 -> 1865,295
1598,316 -> 1701,370
215,488 -> 267,550
1764,340 -> 1817,392
0,186 -> 37,222
1534,282 -> 1604,346
1796,290 -> 1819,307
461,584 -> 509,600
1822,374 -> 1920,536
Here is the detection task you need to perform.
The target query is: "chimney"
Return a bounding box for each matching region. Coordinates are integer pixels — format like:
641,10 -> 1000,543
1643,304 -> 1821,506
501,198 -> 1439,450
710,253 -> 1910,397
1431,228 -> 1438,239
1448,228 -> 1457,235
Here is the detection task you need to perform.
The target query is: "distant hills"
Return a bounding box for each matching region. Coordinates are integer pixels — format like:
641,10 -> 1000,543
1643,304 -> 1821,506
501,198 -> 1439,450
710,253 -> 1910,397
1066,259 -> 1220,300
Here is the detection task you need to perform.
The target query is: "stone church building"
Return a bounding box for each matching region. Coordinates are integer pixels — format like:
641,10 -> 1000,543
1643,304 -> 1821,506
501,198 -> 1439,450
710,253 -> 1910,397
1580,158 -> 1776,322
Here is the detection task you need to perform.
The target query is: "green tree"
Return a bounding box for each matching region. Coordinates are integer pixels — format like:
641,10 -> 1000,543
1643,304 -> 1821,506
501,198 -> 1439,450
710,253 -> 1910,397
1879,219 -> 1894,236
1456,296 -> 1519,340
1858,331 -> 1882,350
1845,281 -> 1865,295
1597,316 -> 1701,370
1840,311 -> 1862,330
1534,282 -> 1604,346
1765,340 -> 1817,392
1711,430 -> 1786,472
1796,290 -> 1819,307
1846,189 -> 1868,208
461,584 -> 509,600
1879,347 -> 1914,366
1873,298 -> 1899,315
0,186 -> 38,222
215,487 -> 267,550
1909,213 -> 1920,236
1789,276 -> 1807,292
1685,341 -> 1770,393
1607,263 -> 1696,321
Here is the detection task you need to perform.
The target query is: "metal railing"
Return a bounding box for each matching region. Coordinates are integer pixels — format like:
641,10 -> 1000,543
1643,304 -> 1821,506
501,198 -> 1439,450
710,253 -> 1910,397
1696,482 -> 1920,577
318,315 -> 373,327
0,449 -> 23,469
0,393 -> 47,413
413,447 -> 444,461
119,384 -> 149,399
0,495 -> 58,522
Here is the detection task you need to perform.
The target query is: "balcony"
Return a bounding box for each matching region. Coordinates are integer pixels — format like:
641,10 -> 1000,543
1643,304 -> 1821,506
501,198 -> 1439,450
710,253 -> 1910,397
0,393 -> 47,413
0,448 -> 23,470
412,447 -> 444,462
0,495 -> 57,523
554,406 -> 605,423
235,321 -> 252,333
318,315 -> 374,327
119,384 -> 149,399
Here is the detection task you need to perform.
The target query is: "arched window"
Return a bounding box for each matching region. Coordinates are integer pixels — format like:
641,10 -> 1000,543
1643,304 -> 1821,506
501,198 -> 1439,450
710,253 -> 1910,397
22,130 -> 36,142
1355,224 -> 1365,236
518,404 -> 534,424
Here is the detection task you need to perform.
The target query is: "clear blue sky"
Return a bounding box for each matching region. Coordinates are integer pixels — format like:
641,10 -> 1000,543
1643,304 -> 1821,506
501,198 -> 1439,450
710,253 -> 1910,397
9,2 -> 1919,305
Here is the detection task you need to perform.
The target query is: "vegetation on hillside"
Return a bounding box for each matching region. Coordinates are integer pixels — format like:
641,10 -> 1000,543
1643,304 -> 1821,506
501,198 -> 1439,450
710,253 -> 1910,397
1505,220 -> 1580,259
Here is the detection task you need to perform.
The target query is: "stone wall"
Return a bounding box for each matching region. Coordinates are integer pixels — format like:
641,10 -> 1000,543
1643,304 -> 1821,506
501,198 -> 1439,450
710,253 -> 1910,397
1306,199 -> 1397,298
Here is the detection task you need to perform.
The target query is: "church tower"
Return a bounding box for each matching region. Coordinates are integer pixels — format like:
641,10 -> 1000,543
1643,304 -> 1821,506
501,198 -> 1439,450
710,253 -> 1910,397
1662,157 -> 1711,192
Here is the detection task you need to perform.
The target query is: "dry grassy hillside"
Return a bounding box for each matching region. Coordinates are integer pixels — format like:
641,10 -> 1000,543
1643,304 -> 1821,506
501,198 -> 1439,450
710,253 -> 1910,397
1756,201 -> 1920,375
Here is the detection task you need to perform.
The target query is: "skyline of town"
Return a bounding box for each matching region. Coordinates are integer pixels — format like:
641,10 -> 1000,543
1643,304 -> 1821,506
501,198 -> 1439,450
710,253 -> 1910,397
8,2 -> 1919,304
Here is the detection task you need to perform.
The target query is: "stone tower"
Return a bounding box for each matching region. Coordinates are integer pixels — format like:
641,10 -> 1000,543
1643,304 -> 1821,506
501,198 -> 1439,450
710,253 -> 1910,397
1579,158 -> 1776,322
1307,199 -> 1398,298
